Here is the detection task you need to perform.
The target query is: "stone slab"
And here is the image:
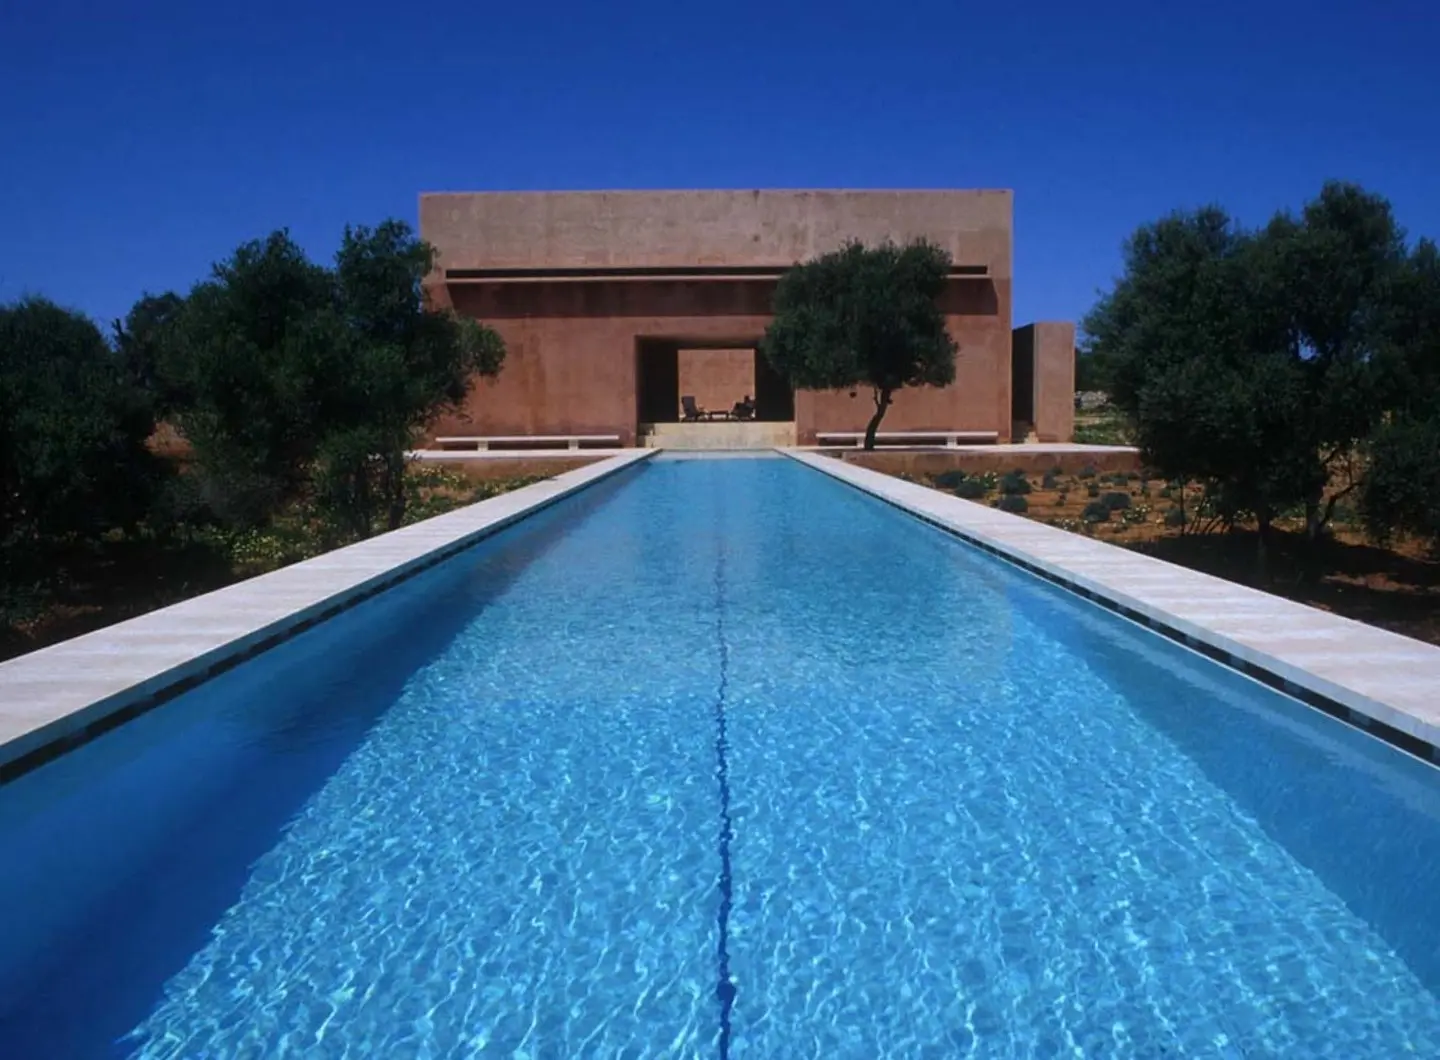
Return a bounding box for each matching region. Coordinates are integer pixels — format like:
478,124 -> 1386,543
782,449 -> 1440,754
0,451 -> 654,777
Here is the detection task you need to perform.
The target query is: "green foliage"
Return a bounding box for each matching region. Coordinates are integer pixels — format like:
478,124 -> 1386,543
1361,415 -> 1440,551
1041,470 -> 1059,490
762,240 -> 958,448
1102,491 -> 1132,511
1084,182 -> 1414,542
932,469 -> 967,490
113,292 -> 186,416
1072,409 -> 1132,446
1164,506 -> 1188,528
1086,482 -> 1101,498
160,222 -> 506,536
1082,500 -> 1111,523
999,470 -> 1032,495
1074,347 -> 1110,392
0,297 -> 164,547
1078,464 -> 1098,479
996,495 -> 1029,514
954,479 -> 988,500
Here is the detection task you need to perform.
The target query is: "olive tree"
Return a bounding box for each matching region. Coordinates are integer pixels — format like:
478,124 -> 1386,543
158,222 -> 505,535
761,240 -> 958,449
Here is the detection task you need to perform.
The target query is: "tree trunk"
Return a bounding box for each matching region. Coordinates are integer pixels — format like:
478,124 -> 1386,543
384,452 -> 407,532
1255,510 -> 1272,581
863,388 -> 893,451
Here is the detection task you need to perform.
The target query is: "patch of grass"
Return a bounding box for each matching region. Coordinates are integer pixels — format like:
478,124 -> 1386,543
1073,408 -> 1133,446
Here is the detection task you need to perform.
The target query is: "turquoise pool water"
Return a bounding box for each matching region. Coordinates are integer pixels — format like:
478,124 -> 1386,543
3,455 -> 1440,1057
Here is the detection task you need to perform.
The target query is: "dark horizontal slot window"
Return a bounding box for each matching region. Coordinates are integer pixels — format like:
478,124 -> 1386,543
445,264 -> 990,280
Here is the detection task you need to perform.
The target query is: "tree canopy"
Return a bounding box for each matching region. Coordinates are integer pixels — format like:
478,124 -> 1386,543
1083,181 -> 1433,551
160,222 -> 505,534
761,239 -> 958,449
1,297 -> 163,550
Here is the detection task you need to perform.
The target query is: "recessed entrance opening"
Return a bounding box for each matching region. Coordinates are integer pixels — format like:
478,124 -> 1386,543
636,338 -> 794,426
636,338 -> 796,449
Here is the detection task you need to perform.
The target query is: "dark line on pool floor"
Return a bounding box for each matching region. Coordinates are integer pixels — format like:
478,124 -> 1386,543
712,525 -> 737,1059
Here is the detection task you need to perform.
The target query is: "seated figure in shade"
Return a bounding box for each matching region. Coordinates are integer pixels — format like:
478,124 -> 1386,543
731,394 -> 756,421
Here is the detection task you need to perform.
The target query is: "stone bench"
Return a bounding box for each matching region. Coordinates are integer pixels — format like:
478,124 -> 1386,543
815,430 -> 1000,449
432,435 -> 622,452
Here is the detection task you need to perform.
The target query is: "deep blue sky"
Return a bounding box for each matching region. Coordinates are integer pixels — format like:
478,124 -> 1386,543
3,0 -> 1437,333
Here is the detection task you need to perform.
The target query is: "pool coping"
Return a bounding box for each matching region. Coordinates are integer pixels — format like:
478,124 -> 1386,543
0,450 -> 656,783
781,448 -> 1440,762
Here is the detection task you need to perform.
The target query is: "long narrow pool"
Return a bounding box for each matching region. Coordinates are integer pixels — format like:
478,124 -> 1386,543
3,455 -> 1440,1058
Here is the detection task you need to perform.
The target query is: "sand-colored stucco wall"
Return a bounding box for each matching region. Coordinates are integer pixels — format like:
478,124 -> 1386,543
422,190 -> 1018,444
432,280 -> 1012,445
677,349 -> 755,418
1031,321 -> 1076,443
421,189 -> 1012,276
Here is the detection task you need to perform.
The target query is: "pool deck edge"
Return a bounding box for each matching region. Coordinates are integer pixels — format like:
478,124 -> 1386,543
781,448 -> 1440,758
0,449 -> 656,781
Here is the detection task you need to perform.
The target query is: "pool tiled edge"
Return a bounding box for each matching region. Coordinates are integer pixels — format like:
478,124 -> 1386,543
0,450 -> 656,782
782,449 -> 1440,761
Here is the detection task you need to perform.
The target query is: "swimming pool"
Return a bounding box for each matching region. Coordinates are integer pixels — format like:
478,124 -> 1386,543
3,454 -> 1440,1057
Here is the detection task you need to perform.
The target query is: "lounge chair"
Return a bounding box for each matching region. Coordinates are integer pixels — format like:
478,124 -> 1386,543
681,395 -> 725,422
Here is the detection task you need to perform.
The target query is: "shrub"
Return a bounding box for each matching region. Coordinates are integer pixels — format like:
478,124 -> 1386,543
954,479 -> 988,500
1082,500 -> 1111,523
1102,491 -> 1131,511
1086,483 -> 1101,498
1041,470 -> 1059,490
1078,464 -> 1098,479
933,469 -> 967,490
1164,507 -> 1187,528
999,470 -> 1032,495
1158,486 -> 1173,500
1049,464 -> 1065,476
997,495 -> 1029,514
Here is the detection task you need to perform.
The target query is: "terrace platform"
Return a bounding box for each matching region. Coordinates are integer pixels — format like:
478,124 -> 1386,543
641,421 -> 797,450
815,442 -> 1142,476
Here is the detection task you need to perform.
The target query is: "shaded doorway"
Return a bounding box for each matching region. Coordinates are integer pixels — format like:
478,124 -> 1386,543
637,338 -> 794,426
636,339 -> 680,424
753,348 -> 795,422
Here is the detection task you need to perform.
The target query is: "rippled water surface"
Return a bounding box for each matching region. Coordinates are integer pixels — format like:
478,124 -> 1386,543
3,455 -> 1440,1058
